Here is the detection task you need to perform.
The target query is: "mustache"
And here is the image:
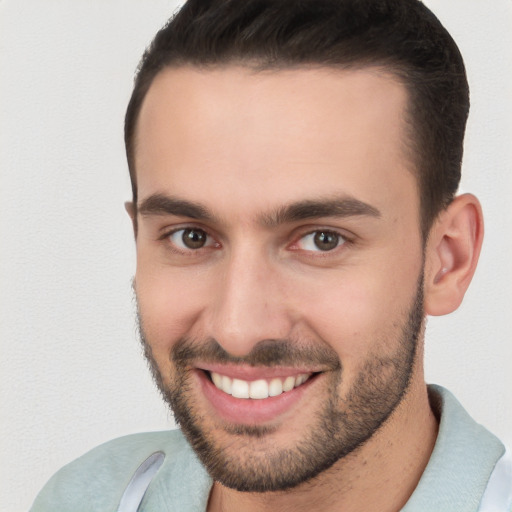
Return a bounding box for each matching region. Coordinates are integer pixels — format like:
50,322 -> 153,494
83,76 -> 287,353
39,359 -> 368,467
171,337 -> 341,370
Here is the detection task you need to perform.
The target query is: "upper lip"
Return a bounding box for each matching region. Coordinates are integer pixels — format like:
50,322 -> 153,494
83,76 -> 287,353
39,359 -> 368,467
196,363 -> 321,381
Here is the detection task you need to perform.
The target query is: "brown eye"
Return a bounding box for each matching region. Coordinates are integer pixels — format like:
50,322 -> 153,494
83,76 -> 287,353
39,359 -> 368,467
296,230 -> 344,252
168,228 -> 213,250
181,229 -> 207,249
313,231 -> 340,251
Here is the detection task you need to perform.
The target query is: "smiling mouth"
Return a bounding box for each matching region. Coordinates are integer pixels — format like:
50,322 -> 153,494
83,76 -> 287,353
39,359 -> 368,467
208,371 -> 314,399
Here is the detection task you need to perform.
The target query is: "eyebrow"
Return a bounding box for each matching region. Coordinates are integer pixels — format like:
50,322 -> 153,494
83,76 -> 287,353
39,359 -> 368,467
138,194 -> 217,222
259,198 -> 381,227
137,193 -> 381,226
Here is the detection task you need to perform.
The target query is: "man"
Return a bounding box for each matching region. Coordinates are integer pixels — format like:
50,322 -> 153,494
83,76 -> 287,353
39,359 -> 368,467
31,0 -> 511,511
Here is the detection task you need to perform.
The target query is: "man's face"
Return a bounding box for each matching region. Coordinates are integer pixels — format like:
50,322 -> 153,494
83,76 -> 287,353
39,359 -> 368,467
133,66 -> 426,491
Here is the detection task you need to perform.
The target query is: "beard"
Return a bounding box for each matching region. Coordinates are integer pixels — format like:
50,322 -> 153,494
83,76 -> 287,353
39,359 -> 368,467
137,277 -> 424,493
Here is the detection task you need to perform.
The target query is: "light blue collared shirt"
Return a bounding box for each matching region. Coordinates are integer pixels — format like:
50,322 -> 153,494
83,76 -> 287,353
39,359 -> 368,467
31,385 -> 509,512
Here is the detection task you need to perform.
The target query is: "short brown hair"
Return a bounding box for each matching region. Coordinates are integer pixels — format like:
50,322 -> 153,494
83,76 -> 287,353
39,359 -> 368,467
125,0 -> 469,236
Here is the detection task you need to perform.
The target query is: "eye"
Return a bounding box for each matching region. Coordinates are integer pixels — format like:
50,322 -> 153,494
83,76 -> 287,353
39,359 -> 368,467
168,228 -> 215,250
296,230 -> 345,252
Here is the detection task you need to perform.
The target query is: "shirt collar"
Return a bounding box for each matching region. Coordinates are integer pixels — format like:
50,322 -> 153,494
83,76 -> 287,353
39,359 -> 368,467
401,384 -> 504,512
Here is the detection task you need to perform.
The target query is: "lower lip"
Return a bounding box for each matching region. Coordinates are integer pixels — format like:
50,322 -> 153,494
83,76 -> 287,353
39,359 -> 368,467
196,370 -> 317,425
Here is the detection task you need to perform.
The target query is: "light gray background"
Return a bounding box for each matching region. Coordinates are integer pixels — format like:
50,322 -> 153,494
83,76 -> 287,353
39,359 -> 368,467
1,1 -> 511,511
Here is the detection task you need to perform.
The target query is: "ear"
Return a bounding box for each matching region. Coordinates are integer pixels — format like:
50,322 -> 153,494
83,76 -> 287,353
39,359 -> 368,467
125,201 -> 138,237
424,194 -> 484,316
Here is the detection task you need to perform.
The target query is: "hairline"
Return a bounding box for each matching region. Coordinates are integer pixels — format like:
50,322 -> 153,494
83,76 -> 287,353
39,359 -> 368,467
127,60 -> 433,240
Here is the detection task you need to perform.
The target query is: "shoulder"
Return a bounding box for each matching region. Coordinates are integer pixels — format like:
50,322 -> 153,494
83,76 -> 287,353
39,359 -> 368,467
402,385 -> 508,512
30,430 -> 211,512
478,447 -> 512,512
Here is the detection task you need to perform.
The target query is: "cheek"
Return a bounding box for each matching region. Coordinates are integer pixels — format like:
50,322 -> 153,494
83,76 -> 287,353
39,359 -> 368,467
294,263 -> 421,363
135,262 -> 211,357
300,284 -> 384,357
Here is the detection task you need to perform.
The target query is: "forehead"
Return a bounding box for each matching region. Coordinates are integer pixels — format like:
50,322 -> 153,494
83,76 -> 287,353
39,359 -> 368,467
135,65 -> 418,223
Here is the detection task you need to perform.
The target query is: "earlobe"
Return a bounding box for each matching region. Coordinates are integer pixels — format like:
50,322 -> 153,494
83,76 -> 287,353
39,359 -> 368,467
424,194 -> 484,316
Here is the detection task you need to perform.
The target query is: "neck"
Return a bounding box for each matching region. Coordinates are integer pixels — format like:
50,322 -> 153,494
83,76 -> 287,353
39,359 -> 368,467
207,378 -> 438,512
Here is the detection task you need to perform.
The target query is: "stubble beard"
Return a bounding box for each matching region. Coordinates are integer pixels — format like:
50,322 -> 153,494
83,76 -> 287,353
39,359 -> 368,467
137,279 -> 424,493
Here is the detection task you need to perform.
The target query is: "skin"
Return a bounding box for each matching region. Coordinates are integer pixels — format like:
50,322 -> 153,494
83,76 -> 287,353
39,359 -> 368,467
129,66 -> 483,512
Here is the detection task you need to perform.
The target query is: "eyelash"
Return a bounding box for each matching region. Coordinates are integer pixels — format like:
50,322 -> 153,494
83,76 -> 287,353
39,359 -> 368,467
289,229 -> 349,253
160,227 -> 219,255
159,226 -> 352,256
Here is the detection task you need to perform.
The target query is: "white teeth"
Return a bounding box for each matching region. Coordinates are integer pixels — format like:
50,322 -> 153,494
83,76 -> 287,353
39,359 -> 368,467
211,372 -> 223,388
249,379 -> 268,399
210,372 -> 311,399
231,378 -> 249,398
221,375 -> 233,395
295,374 -> 307,386
282,376 -> 295,392
268,378 -> 283,397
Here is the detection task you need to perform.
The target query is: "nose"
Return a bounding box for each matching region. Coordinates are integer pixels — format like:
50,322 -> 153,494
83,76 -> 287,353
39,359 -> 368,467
204,245 -> 294,357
